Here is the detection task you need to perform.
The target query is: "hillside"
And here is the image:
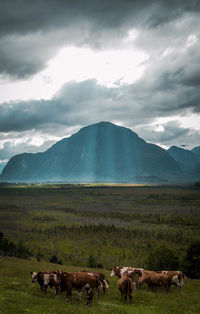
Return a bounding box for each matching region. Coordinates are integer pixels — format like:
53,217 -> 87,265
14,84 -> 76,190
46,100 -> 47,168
0,122 -> 181,183
0,257 -> 200,314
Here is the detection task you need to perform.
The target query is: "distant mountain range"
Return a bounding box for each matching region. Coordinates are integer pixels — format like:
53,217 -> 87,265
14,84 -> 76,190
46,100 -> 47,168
0,121 -> 200,183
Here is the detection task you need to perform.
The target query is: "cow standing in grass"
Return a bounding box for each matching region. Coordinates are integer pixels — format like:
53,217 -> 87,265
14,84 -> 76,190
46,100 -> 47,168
117,275 -> 133,303
111,266 -> 144,289
139,272 -> 171,293
80,271 -> 109,294
56,271 -> 102,305
161,271 -> 186,289
31,271 -> 58,294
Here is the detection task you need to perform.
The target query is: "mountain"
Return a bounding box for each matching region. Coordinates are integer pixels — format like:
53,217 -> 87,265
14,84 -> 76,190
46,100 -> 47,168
167,146 -> 199,170
191,146 -> 200,159
168,146 -> 200,181
0,121 -> 181,183
0,163 -> 6,175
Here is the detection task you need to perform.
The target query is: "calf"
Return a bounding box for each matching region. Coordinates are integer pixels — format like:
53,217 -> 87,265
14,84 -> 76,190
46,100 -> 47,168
59,271 -> 101,305
117,275 -> 133,303
139,273 -> 171,293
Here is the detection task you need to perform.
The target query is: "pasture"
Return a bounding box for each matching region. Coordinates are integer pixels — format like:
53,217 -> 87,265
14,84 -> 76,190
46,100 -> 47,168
0,256 -> 200,313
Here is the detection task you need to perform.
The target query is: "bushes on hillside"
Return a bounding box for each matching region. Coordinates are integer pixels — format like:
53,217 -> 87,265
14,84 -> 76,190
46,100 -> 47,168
146,244 -> 180,271
0,231 -> 32,259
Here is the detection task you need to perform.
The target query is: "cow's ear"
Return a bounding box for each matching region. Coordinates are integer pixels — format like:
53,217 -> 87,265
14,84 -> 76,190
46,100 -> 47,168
30,272 -> 33,275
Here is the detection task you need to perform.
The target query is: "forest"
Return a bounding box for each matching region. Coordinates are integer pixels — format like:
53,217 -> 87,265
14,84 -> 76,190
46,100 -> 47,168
0,184 -> 200,273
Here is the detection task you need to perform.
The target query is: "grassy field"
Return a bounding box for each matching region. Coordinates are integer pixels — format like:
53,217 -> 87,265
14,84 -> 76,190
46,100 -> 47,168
0,184 -> 200,268
0,256 -> 200,314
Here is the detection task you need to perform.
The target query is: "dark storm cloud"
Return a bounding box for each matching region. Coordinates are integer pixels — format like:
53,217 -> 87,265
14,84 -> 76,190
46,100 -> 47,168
0,80 -> 117,132
0,78 -> 199,133
1,0 -> 200,77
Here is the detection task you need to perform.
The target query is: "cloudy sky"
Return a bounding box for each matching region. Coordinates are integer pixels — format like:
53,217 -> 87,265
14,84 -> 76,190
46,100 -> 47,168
0,0 -> 200,166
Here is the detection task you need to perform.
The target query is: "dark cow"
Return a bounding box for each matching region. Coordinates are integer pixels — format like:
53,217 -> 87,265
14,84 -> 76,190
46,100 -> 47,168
139,272 -> 171,293
58,271 -> 102,305
30,271 -> 57,293
117,275 -> 133,303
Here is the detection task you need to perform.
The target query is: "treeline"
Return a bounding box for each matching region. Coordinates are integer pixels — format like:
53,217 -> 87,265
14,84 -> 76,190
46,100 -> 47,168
0,231 -> 32,259
71,210 -> 200,226
146,242 -> 200,279
44,223 -> 196,245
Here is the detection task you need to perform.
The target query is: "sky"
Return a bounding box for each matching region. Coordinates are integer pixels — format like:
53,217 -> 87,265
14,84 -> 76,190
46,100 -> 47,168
0,0 -> 200,166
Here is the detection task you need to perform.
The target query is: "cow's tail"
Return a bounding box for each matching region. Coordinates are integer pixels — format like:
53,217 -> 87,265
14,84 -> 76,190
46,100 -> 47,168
102,279 -> 109,289
97,278 -> 104,288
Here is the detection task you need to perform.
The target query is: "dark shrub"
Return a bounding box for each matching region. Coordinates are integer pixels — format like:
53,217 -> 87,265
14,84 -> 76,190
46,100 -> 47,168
146,244 -> 180,270
182,240 -> 200,278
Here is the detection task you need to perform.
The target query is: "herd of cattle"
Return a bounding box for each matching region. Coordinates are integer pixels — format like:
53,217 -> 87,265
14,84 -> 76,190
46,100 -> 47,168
30,266 -> 186,306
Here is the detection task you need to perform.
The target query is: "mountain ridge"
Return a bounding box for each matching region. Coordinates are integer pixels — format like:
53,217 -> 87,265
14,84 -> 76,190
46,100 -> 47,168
0,121 -> 198,183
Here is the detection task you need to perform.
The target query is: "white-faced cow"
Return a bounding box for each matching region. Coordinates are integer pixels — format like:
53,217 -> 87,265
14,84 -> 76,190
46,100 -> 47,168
31,271 -> 57,294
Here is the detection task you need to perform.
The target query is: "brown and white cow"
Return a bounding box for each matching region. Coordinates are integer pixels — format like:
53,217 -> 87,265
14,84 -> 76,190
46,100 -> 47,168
161,271 -> 186,289
117,275 -> 133,303
111,266 -> 144,289
80,271 -> 109,294
58,271 -> 102,305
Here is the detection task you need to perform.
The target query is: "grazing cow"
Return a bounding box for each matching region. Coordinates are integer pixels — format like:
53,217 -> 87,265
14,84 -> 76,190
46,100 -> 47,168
80,271 -> 109,294
139,272 -> 171,293
161,271 -> 186,289
31,271 -> 57,293
117,275 -> 133,303
58,271 -> 102,305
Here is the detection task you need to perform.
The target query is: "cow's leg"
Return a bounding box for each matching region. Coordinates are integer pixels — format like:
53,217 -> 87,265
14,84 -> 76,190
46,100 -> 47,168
77,290 -> 83,301
128,292 -> 133,304
84,284 -> 93,306
66,289 -> 72,303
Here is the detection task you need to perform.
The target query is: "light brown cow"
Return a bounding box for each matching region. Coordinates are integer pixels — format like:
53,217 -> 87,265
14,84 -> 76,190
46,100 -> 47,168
139,272 -> 171,293
117,275 -> 133,303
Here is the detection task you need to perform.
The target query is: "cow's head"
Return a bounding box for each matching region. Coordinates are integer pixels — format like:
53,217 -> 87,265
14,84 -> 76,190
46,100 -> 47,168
31,271 -> 38,283
111,266 -> 121,277
172,275 -> 182,287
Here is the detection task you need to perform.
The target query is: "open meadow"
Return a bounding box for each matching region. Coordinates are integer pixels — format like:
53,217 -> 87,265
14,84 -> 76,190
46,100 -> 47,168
0,256 -> 200,314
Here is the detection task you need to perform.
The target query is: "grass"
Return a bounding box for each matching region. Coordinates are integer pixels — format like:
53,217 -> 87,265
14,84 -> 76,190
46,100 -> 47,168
0,257 -> 200,314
